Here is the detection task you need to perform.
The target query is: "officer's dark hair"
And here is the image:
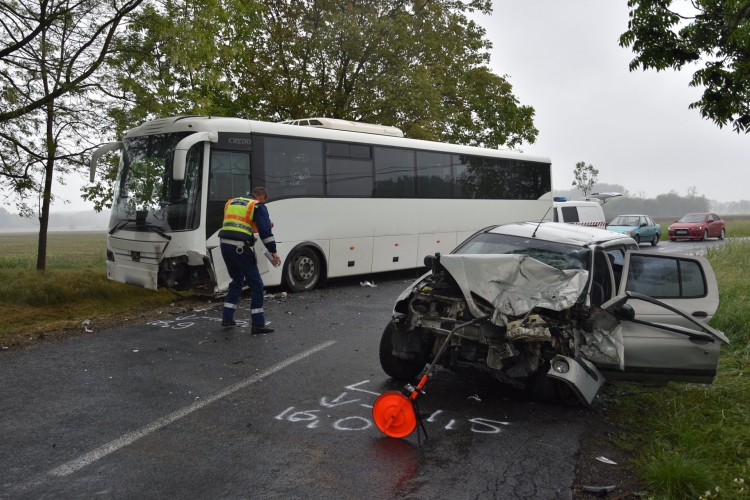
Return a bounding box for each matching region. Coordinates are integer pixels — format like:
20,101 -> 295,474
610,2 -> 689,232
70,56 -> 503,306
252,187 -> 268,199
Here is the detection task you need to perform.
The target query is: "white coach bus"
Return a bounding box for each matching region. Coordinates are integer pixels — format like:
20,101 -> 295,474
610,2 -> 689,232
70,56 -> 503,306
90,116 -> 553,294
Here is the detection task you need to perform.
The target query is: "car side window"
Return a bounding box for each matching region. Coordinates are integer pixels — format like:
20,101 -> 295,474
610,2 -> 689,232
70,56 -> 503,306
625,255 -> 707,298
561,206 -> 579,222
606,249 -> 624,290
592,250 -> 615,306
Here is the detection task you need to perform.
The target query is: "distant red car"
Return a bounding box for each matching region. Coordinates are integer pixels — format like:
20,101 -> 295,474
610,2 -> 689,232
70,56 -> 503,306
668,213 -> 726,241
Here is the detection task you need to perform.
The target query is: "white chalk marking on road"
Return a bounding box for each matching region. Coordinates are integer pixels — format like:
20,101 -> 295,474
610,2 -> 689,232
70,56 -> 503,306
426,410 -> 443,422
48,340 -> 336,478
445,419 -> 456,430
344,380 -> 380,396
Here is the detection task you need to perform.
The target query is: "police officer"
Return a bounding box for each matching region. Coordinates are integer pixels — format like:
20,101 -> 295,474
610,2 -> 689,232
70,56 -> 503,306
219,187 -> 282,333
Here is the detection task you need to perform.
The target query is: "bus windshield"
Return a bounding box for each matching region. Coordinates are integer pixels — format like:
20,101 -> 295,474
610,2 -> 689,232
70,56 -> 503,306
454,233 -> 589,271
110,132 -> 203,232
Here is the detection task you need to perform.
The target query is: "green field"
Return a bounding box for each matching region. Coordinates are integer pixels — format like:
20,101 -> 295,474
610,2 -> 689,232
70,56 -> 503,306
0,231 -> 179,347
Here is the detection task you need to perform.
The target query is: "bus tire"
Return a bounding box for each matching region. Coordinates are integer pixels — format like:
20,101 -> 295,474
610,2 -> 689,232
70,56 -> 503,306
379,323 -> 424,381
284,246 -> 321,292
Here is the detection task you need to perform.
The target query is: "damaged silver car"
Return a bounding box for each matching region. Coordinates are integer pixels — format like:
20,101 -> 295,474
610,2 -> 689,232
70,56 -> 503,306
380,222 -> 729,405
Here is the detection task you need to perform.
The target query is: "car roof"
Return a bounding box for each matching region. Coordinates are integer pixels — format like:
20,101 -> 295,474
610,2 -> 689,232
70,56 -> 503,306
613,214 -> 646,217
488,222 -> 635,247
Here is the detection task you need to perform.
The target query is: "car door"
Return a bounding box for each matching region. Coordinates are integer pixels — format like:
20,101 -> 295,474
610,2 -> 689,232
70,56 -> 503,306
618,251 -> 719,327
637,216 -> 649,241
599,308 -> 723,385
601,252 -> 726,385
646,216 -> 657,241
709,214 -> 724,238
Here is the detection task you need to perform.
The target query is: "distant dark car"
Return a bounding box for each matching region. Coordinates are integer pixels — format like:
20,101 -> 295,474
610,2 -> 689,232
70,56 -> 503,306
668,213 -> 725,241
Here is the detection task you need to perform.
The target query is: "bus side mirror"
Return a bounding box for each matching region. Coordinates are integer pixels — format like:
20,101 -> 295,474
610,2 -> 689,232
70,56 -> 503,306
173,131 -> 218,181
89,141 -> 123,182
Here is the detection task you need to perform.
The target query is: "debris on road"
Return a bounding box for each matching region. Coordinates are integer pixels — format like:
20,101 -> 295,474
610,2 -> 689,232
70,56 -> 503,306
595,457 -> 617,465
468,394 -> 481,401
81,319 -> 93,333
360,281 -> 377,287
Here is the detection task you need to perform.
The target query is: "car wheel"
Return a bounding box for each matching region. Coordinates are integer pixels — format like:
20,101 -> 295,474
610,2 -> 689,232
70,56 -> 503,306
719,228 -> 725,240
556,381 -> 582,406
651,233 -> 659,246
634,234 -> 640,245
702,229 -> 709,242
528,364 -> 557,403
284,246 -> 321,292
379,323 -> 425,381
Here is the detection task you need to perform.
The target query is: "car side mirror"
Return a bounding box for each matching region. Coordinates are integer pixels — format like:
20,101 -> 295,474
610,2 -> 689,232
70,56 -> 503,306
640,222 -> 647,227
613,303 -> 635,321
424,253 -> 440,271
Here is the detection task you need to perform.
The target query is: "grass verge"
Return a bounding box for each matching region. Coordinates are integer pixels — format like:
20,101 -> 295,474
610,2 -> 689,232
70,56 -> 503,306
606,240 -> 750,499
0,231 -> 193,350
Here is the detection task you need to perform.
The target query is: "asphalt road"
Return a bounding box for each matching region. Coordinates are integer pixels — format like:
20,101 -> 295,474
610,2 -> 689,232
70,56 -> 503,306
637,235 -> 734,255
1,272 -> 593,500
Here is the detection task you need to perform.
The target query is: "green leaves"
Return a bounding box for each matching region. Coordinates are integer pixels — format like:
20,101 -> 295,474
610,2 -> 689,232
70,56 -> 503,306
572,161 -> 598,196
620,0 -> 750,133
109,0 -> 537,150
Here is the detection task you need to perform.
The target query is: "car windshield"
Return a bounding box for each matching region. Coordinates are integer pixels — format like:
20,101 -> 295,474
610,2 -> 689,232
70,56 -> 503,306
678,214 -> 707,223
454,232 -> 589,271
609,216 -> 640,227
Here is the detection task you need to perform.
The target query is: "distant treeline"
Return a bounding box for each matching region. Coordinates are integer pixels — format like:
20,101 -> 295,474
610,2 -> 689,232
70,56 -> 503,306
0,207 -> 110,230
555,183 -> 749,217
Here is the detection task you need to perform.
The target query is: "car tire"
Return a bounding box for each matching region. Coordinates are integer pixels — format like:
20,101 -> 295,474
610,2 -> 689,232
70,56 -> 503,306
379,323 -> 425,381
528,364 -> 557,403
556,381 -> 582,406
284,246 -> 321,293
719,228 -> 725,240
634,234 -> 640,245
651,233 -> 659,246
702,229 -> 709,242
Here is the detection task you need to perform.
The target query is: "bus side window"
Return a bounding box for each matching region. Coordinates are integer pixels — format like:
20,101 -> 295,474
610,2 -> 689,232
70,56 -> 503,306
209,151 -> 250,201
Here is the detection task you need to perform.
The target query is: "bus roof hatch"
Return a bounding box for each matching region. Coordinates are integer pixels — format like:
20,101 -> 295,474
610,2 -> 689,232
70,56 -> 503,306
280,117 -> 404,137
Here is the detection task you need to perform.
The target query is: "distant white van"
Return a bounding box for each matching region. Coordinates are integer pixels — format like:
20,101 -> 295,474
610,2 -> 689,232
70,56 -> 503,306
552,193 -> 622,228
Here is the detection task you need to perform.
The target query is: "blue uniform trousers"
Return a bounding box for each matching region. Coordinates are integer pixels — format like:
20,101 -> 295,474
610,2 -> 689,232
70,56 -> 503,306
220,243 -> 266,326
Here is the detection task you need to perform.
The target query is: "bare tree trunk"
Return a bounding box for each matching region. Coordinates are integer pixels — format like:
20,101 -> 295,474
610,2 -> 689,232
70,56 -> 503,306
36,101 -> 55,271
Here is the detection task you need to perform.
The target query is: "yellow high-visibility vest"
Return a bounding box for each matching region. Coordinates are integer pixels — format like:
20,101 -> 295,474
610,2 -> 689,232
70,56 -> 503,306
221,197 -> 259,239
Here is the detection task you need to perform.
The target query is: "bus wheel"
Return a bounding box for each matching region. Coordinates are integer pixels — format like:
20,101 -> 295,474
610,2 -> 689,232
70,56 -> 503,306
284,247 -> 321,292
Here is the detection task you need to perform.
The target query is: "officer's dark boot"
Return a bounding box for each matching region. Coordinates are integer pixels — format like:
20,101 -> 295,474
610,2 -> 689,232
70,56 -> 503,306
251,325 -> 274,334
221,319 -> 236,327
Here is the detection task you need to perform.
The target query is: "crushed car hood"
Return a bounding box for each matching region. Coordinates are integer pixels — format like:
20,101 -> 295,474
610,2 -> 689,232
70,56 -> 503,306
439,254 -> 589,326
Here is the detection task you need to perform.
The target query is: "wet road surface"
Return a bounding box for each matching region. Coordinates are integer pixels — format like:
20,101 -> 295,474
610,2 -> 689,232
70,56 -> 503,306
1,274 -> 590,500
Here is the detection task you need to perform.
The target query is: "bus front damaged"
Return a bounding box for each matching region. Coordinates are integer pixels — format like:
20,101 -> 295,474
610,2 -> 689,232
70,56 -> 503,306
91,131 -> 219,294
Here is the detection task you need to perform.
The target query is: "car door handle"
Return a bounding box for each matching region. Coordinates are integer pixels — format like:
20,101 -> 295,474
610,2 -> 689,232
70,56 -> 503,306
692,311 -> 708,318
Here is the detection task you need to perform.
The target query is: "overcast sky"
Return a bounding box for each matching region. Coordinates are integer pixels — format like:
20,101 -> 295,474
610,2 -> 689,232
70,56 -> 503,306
49,0 -> 747,212
478,0 -> 748,202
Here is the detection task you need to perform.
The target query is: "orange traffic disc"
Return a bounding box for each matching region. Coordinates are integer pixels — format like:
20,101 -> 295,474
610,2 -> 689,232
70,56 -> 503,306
372,391 -> 417,439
